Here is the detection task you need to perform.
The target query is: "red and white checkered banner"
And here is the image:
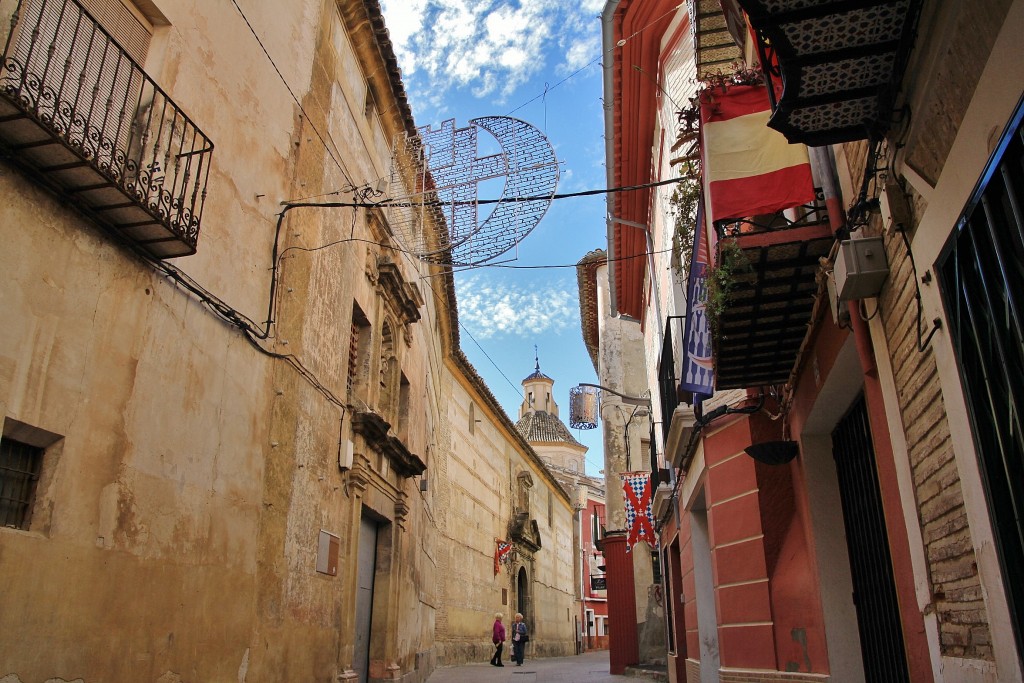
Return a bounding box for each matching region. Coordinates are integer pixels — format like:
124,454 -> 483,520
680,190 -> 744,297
494,539 -> 512,575
621,471 -> 658,552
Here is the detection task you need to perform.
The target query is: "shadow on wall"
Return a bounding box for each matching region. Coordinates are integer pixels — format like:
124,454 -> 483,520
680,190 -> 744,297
639,582 -> 667,664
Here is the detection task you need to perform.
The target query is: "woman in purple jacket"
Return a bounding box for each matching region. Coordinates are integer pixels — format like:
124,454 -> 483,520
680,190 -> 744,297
490,613 -> 506,666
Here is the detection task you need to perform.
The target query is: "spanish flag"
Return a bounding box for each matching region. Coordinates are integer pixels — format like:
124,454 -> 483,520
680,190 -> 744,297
700,84 -> 815,223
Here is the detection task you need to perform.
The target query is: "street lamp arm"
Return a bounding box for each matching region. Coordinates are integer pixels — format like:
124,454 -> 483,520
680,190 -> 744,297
577,383 -> 651,407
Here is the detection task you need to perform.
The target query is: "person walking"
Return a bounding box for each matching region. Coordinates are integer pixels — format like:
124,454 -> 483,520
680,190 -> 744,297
511,613 -> 529,666
490,613 -> 506,667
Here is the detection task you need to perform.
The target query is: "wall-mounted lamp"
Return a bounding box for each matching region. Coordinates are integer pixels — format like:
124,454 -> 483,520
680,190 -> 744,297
568,383 -> 651,430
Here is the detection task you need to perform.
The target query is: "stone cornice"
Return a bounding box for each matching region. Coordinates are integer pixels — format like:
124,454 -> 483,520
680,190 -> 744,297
351,409 -> 426,478
377,259 -> 423,325
510,512 -> 542,553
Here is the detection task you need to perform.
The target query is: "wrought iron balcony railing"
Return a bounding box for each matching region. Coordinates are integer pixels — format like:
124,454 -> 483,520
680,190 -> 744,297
658,315 -> 684,442
0,0 -> 212,258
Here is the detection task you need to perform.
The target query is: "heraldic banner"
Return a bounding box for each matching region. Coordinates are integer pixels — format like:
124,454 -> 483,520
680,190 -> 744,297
620,471 -> 658,552
494,539 -> 512,575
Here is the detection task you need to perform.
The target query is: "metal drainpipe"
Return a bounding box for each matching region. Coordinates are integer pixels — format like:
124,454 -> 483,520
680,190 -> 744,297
579,505 -> 588,652
815,142 -> 933,682
602,0 -> 621,317
809,145 -> 845,234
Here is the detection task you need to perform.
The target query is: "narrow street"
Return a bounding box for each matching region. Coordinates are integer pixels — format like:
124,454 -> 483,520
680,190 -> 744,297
425,651 -> 666,682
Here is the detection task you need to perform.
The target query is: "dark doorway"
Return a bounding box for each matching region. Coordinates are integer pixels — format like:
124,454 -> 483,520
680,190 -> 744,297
832,394 -> 910,682
354,514 -> 379,683
517,566 -> 529,617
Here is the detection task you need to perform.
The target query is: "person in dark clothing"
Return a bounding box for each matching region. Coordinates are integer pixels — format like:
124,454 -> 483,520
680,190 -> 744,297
511,612 -> 529,666
490,613 -> 506,666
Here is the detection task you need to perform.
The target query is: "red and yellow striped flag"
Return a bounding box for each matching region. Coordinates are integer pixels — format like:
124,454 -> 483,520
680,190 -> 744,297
700,84 -> 815,223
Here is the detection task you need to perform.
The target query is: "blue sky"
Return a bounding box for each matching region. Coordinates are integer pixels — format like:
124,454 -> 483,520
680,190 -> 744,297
379,0 -> 609,475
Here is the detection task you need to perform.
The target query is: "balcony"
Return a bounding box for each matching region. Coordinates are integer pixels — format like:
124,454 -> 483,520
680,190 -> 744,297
657,316 -> 684,443
0,0 -> 212,258
712,204 -> 833,389
738,0 -> 923,146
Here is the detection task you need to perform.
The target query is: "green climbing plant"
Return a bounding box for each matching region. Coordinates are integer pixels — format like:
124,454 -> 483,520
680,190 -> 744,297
705,238 -> 750,343
669,176 -> 700,284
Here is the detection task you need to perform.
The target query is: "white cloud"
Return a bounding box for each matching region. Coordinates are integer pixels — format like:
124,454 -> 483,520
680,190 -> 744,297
456,274 -> 578,339
564,34 -> 600,72
379,0 -> 602,107
381,0 -> 429,76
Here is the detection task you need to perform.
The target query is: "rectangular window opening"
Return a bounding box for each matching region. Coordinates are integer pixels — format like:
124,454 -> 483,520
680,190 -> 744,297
0,437 -> 45,530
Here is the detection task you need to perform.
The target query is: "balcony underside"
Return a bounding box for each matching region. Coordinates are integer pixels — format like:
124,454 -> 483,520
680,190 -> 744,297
0,0 -> 212,259
739,0 -> 923,146
0,96 -> 196,258
715,223 -> 833,389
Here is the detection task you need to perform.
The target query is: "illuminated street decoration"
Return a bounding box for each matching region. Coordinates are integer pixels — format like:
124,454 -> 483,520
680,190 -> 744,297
386,116 -> 559,267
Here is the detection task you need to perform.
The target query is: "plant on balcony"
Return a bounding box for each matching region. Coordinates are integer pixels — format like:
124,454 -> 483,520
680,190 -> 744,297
669,100 -> 702,284
706,238 -> 750,343
669,177 -> 700,284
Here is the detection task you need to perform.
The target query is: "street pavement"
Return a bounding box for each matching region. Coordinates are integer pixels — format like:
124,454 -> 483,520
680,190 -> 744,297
425,650 -> 637,682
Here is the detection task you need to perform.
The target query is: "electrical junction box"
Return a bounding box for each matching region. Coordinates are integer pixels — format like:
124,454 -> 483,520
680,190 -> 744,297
339,438 -> 354,470
834,236 -> 889,302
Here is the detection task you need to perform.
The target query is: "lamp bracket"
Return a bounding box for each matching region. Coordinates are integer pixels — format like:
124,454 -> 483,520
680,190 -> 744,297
576,383 -> 651,407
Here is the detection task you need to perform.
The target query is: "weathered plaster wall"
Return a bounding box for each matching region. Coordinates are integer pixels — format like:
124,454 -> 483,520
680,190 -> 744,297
0,0 -> 444,681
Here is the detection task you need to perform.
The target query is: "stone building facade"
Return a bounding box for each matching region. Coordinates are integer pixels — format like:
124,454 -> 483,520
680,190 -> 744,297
577,249 -> 665,674
592,0 -> 1024,682
431,350 -> 577,666
0,0 -> 576,680
513,361 -> 610,652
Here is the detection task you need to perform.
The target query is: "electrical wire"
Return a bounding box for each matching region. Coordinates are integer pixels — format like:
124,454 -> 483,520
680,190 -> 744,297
288,175 -> 683,212
229,0 -> 354,188
896,224 -> 943,350
457,321 -> 526,397
505,3 -> 686,117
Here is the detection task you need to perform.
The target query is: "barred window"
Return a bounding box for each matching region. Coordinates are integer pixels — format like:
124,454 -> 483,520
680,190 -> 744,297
938,106 -> 1024,655
347,304 -> 371,403
1,438 -> 44,530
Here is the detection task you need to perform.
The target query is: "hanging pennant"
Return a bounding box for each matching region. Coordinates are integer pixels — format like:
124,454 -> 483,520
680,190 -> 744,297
621,472 -> 658,552
494,539 -> 513,575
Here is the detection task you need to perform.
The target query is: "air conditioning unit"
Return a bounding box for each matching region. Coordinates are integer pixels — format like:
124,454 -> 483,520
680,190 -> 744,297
834,236 -> 889,302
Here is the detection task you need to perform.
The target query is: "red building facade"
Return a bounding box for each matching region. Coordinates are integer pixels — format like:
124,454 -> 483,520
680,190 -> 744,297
581,498 -> 610,650
592,0 -> 1024,681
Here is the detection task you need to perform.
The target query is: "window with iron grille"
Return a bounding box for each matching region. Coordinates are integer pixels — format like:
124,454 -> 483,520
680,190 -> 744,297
0,437 -> 44,530
347,304 -> 371,403
937,104 -> 1024,659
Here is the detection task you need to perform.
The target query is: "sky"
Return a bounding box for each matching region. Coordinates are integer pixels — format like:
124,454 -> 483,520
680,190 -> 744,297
379,0 -> 609,475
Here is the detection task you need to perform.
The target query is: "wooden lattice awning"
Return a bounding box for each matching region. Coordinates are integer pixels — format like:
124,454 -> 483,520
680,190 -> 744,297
738,0 -> 924,145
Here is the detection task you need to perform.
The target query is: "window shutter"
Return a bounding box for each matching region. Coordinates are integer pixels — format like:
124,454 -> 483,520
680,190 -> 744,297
79,0 -> 152,66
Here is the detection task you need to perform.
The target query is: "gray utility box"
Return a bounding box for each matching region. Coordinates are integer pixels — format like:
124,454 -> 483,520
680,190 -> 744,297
834,236 -> 889,301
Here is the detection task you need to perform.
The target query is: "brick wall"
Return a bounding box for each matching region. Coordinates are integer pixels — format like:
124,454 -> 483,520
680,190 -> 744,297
874,220 -> 992,660
904,0 -> 1014,185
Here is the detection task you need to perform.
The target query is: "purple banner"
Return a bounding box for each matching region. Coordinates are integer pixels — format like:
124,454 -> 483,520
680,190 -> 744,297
679,198 -> 714,396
